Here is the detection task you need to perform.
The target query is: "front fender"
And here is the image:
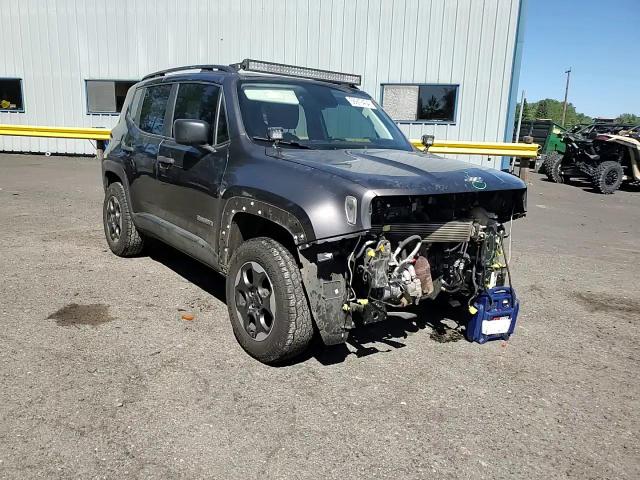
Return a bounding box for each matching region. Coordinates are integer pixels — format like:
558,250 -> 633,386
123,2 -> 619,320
218,194 -> 310,268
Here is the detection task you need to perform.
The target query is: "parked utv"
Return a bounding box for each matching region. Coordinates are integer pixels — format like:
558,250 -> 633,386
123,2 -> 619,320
101,60 -> 526,363
543,124 -> 640,194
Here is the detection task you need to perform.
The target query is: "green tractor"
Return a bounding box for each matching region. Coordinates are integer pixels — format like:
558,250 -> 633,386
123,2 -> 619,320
513,120 -> 566,172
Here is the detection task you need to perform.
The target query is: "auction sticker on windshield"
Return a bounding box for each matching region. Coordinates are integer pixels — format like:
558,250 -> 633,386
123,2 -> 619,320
346,96 -> 376,109
243,88 -> 299,105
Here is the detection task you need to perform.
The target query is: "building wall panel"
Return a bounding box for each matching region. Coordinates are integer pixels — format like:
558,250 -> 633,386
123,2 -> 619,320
0,0 -> 522,169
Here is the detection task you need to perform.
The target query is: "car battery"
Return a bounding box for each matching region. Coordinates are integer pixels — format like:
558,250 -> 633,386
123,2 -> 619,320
465,287 -> 519,344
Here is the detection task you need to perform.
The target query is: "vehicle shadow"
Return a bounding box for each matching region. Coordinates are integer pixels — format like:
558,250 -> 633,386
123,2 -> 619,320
539,173 -> 640,194
311,301 -> 469,366
620,182 -> 640,193
146,239 -> 227,304
145,240 -> 469,367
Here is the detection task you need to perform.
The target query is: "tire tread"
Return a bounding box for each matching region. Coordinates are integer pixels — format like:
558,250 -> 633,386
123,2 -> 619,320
543,152 -> 564,184
104,182 -> 144,257
592,161 -> 623,194
227,237 -> 313,364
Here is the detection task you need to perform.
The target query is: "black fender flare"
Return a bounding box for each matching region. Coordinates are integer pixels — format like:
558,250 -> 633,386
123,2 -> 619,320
102,159 -> 135,214
218,196 -> 309,268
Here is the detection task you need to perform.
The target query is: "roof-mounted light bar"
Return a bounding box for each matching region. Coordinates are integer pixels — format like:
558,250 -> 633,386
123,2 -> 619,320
234,59 -> 361,86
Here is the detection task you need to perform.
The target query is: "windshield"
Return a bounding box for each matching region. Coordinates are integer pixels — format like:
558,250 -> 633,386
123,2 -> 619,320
237,80 -> 412,151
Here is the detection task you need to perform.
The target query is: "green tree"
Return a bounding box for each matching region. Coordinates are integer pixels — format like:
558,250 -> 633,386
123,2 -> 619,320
521,98 -> 592,128
515,99 -> 535,122
535,100 -> 549,119
523,99 -> 535,120
616,113 -> 640,124
512,98 -> 640,130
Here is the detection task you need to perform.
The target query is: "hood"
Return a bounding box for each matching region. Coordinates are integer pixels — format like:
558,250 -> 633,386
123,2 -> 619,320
278,148 -> 526,195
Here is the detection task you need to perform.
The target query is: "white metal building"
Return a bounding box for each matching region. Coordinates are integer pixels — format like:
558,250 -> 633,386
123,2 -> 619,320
0,0 -> 526,169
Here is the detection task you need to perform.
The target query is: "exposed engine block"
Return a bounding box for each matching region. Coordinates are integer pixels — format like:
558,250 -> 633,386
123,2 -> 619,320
348,200 -> 512,319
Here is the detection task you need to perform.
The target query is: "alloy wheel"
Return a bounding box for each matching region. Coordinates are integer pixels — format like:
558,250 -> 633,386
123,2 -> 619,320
106,196 -> 122,241
234,261 -> 276,341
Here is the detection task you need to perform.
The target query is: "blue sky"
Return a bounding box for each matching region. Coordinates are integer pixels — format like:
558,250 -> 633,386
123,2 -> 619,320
519,0 -> 640,118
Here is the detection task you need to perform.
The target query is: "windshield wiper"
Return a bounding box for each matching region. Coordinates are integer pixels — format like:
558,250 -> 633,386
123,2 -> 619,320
252,136 -> 311,149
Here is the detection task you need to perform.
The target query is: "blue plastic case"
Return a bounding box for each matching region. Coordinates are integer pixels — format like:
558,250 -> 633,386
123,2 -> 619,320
465,287 -> 519,344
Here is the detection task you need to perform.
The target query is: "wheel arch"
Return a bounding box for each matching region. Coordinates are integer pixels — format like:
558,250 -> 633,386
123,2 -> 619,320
102,160 -> 136,214
219,197 -> 310,272
102,160 -> 129,190
227,212 -> 298,260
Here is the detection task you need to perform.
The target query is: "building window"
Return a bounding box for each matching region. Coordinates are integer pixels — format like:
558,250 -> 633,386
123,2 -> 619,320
0,78 -> 24,112
381,84 -> 459,123
86,80 -> 137,114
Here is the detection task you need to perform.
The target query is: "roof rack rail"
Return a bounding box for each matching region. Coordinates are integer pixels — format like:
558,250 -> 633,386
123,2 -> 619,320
142,64 -> 237,81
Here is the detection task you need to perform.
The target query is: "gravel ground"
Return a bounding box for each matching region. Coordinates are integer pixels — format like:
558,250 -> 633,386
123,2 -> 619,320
0,153 -> 638,480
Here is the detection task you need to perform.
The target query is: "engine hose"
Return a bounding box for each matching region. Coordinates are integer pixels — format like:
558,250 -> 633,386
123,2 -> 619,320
499,232 -> 516,307
500,232 -> 513,288
355,240 -> 376,259
392,235 -> 422,274
346,237 -> 362,301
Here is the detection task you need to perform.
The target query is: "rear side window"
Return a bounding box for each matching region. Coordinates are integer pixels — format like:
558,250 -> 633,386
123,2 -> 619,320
173,83 -> 219,143
139,84 -> 172,135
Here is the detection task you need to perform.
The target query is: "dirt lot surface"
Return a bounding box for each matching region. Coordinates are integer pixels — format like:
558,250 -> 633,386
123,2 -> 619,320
0,153 -> 638,479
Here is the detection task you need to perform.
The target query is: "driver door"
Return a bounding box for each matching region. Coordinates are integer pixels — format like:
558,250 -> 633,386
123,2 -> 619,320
155,82 -> 230,252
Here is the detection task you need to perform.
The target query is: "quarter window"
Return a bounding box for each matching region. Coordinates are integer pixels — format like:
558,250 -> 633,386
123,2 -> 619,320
216,96 -> 229,144
86,80 -> 137,114
128,88 -> 144,124
381,84 -> 459,123
138,84 -> 172,135
173,83 -> 219,143
0,78 -> 24,112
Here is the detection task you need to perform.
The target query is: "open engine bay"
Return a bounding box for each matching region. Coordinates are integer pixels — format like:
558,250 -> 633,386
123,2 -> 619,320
342,190 -> 525,335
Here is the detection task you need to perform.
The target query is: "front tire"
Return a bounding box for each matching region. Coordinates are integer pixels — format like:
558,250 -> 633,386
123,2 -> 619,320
592,161 -> 623,194
543,152 -> 566,183
103,182 -> 145,256
226,237 -> 313,364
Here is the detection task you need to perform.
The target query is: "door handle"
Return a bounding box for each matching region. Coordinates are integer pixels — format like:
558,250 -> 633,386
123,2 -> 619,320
158,155 -> 175,167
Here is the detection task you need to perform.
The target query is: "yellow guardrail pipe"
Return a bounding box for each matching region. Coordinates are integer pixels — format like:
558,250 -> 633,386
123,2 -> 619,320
0,124 -> 538,158
0,124 -> 111,141
410,139 -> 539,158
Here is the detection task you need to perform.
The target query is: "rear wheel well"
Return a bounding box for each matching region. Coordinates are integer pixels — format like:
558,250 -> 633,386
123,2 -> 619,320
229,213 -> 298,262
105,171 -> 121,187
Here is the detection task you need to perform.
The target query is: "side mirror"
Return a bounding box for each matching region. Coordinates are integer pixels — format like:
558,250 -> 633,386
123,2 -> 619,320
421,134 -> 435,151
174,119 -> 210,146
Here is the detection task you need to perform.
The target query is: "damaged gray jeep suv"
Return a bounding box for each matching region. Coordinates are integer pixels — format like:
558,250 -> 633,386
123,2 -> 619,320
101,59 -> 527,363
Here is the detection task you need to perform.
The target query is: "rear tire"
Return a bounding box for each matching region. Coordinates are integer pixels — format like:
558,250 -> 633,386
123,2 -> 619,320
103,182 -> 145,257
543,152 -> 565,183
226,237 -> 313,364
592,161 -> 623,194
